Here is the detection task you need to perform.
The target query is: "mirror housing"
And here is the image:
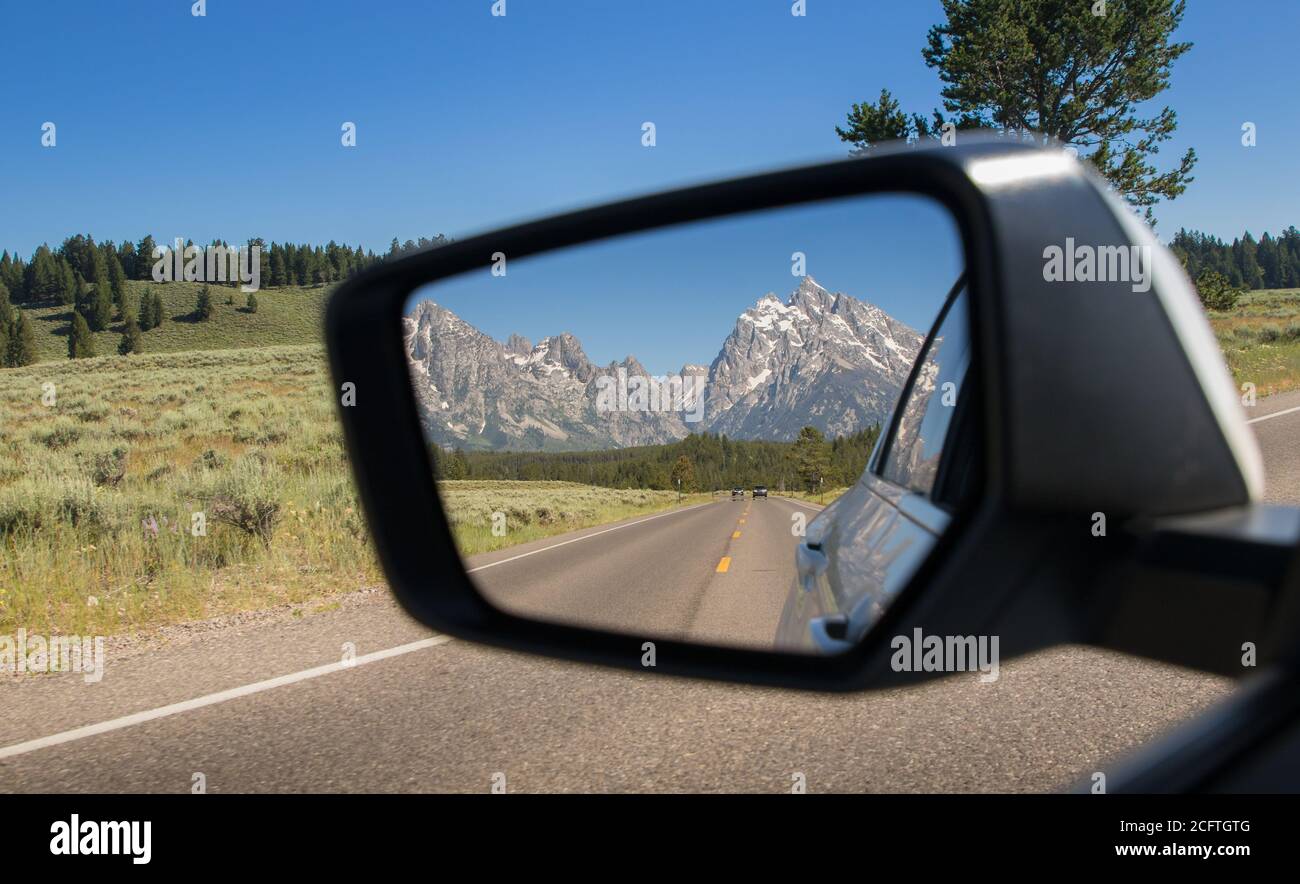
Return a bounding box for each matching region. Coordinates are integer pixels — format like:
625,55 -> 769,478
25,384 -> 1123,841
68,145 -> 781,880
326,140 -> 1285,691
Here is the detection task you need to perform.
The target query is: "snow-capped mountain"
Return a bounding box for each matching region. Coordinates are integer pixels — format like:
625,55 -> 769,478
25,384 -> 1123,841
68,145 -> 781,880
403,277 -> 922,450
703,277 -> 922,440
404,301 -> 706,450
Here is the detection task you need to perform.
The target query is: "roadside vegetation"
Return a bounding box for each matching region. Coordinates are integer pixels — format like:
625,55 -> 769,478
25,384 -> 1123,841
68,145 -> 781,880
0,344 -> 708,635
777,487 -> 850,507
1208,289 -> 1300,394
0,345 -> 377,637
439,480 -> 708,557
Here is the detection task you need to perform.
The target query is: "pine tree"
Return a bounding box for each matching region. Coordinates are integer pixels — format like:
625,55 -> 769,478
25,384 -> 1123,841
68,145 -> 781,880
138,291 -> 155,330
268,246 -> 284,287
9,310 -> 38,366
108,256 -> 127,309
246,291 -> 258,313
27,247 -> 62,303
68,311 -> 95,359
59,263 -> 79,306
0,280 -> 13,328
789,426 -> 831,492
0,254 -> 21,302
136,235 -> 158,279
119,241 -> 138,279
1195,270 -> 1241,312
196,284 -> 214,321
836,0 -> 1196,221
670,455 -> 695,493
87,279 -> 113,331
439,447 -> 469,479
89,247 -> 108,285
120,290 -> 138,325
118,319 -> 143,355
0,253 -> 14,301
152,291 -> 167,327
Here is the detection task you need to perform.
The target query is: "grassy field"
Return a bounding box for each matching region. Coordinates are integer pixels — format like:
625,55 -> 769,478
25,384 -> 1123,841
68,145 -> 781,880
0,344 -> 376,637
21,280 -> 331,363
440,480 -> 707,557
1209,288 -> 1300,395
0,343 -> 706,635
2,281 -> 1293,637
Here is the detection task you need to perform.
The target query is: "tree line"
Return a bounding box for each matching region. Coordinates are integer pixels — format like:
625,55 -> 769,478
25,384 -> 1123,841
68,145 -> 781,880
1170,227 -> 1300,292
435,426 -> 882,492
0,232 -> 450,364
0,280 -> 38,367
0,233 -> 450,308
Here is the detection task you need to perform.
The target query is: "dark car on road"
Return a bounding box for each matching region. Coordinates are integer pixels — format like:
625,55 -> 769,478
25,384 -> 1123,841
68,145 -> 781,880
730,487 -> 744,500
752,485 -> 768,499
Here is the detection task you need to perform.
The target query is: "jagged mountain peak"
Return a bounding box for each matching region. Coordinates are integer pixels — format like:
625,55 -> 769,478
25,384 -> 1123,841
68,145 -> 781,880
504,333 -> 532,356
404,281 -> 924,450
790,275 -> 837,311
704,280 -> 924,440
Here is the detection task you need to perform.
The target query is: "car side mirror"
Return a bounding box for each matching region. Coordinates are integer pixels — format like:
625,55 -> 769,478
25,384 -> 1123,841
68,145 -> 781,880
326,141 -> 1283,692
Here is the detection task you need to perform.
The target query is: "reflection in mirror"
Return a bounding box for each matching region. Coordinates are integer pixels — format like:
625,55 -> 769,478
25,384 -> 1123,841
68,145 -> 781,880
403,195 -> 967,654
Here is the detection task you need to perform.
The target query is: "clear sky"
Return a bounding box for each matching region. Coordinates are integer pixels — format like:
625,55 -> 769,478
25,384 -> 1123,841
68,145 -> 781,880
2,0 -> 1295,366
409,194 -> 964,373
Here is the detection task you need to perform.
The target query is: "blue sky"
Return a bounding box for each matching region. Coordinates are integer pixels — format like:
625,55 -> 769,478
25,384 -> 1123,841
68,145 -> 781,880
411,195 -> 963,373
2,0 -> 1295,367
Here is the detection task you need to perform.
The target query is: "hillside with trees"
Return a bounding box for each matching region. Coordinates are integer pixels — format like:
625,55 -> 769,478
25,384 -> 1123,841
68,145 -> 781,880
0,232 -> 451,363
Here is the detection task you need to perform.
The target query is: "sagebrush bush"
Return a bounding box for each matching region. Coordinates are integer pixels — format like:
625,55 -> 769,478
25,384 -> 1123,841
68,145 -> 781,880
0,482 -> 45,536
85,445 -> 128,487
194,448 -> 228,471
0,346 -> 696,634
0,475 -> 118,538
201,455 -> 285,544
36,421 -> 82,449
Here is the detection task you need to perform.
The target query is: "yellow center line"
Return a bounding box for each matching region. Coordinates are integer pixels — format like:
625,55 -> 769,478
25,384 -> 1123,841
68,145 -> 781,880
716,556 -> 731,573
732,530 -> 741,538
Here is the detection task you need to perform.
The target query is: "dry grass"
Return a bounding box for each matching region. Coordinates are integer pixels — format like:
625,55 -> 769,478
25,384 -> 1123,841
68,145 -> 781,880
1209,289 -> 1300,396
0,347 -> 700,635
774,487 -> 849,507
0,345 -> 377,636
439,479 -> 707,556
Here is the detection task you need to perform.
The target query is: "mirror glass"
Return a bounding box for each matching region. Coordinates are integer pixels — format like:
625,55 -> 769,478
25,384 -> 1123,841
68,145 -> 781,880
403,194 -> 967,654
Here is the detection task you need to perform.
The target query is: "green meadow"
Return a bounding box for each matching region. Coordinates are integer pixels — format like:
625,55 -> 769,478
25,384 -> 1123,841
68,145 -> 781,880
1208,289 -> 1300,396
20,280 -> 330,362
0,322 -> 703,635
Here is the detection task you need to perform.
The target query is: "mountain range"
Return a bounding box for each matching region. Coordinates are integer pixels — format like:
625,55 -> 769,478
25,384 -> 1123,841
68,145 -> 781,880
403,276 -> 922,450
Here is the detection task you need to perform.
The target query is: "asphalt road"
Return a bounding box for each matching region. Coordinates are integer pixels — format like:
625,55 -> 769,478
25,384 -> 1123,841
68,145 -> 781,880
1,396 -> 1296,793
1247,388 -> 1300,504
471,494 -> 799,650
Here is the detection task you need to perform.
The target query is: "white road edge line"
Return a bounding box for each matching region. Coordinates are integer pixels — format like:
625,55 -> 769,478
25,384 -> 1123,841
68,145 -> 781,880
466,500 -> 716,573
1247,404 -> 1300,425
774,496 -> 825,512
0,635 -> 453,761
